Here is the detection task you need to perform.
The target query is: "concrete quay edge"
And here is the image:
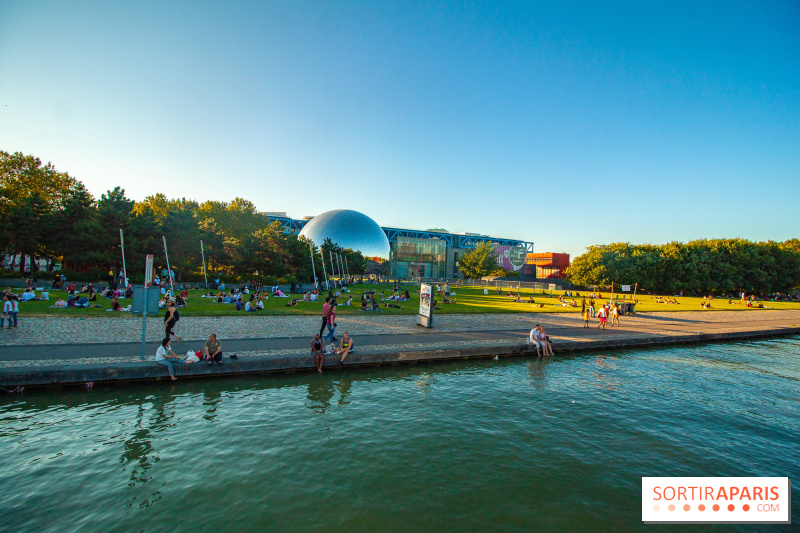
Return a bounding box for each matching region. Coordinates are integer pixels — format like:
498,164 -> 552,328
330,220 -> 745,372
2,326 -> 799,389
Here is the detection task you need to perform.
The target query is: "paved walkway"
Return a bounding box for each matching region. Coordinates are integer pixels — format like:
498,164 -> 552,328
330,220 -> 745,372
2,310 -> 799,370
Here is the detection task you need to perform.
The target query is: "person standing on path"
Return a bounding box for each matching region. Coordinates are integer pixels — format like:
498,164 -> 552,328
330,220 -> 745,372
164,300 -> 182,342
583,307 -> 590,328
320,296 -> 331,337
156,337 -> 193,381
581,297 -> 586,316
1,295 -> 11,329
10,296 -> 18,328
311,333 -> 325,373
589,299 -> 596,318
611,304 -> 620,327
324,303 -> 337,343
597,305 -> 607,330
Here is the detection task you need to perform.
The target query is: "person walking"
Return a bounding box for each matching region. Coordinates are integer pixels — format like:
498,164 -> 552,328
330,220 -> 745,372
581,297 -> 586,316
611,304 -> 620,327
324,303 -> 337,343
589,299 -> 596,318
320,296 -> 331,337
164,300 -> 182,342
583,307 -> 590,328
311,333 -> 325,373
597,304 -> 607,330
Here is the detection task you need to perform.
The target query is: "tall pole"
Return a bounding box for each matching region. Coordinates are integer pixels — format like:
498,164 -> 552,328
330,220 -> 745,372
308,244 -> 317,288
344,257 -> 350,280
336,253 -> 343,282
632,282 -> 638,302
319,248 -> 328,290
330,251 -> 336,280
200,240 -> 208,286
162,236 -> 174,293
611,282 -> 614,303
119,229 -> 128,288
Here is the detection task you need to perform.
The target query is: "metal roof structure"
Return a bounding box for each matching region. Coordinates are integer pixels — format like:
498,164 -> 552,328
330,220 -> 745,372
266,215 -> 533,252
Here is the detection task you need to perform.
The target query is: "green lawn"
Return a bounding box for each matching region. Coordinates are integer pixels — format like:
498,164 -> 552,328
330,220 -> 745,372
4,283 -> 800,317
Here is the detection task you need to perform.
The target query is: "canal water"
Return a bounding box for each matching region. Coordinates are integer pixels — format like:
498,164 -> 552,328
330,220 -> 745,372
1,337 -> 798,532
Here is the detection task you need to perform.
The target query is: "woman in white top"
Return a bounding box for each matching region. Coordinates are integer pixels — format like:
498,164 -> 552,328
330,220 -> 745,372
155,337 -> 193,380
539,327 -> 554,356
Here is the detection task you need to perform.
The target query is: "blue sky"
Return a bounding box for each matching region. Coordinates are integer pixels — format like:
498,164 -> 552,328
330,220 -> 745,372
1,1 -> 798,258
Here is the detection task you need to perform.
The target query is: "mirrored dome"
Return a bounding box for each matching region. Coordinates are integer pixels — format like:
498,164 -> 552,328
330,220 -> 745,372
298,209 -> 391,260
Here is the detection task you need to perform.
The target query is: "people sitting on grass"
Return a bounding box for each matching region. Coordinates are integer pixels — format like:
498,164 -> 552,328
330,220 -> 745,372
245,299 -> 258,312
111,296 -> 122,311
19,289 -> 37,302
286,299 -> 297,306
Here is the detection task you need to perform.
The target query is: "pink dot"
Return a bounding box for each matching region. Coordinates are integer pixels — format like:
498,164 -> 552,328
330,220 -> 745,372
698,504 -> 706,511
668,504 -> 675,512
713,504 -> 720,512
653,505 -> 660,511
743,504 -> 750,512
728,504 -> 735,512
683,504 -> 691,511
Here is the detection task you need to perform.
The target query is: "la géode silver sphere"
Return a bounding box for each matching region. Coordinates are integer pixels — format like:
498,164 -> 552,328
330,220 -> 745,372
298,209 -> 391,260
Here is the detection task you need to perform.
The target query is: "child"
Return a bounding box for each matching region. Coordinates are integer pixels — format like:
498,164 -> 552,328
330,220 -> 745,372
2,295 -> 12,329
583,307 -> 589,328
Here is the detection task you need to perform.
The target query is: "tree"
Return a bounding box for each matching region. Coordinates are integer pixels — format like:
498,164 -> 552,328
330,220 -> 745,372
459,242 -> 498,279
565,238 -> 800,294
0,150 -> 81,272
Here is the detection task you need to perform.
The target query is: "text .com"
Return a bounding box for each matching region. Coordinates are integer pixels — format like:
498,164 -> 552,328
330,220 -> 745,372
642,477 -> 790,524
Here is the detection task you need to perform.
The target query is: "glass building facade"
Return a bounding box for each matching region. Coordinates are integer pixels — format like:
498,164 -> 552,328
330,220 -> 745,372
390,237 -> 447,278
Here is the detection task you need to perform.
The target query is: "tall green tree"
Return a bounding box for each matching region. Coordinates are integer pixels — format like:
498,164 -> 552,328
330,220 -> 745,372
459,242 -> 498,279
0,150 -> 80,272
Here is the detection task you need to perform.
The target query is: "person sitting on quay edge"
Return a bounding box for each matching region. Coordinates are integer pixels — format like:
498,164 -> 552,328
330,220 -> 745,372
156,337 -> 194,381
311,333 -> 325,374
336,332 -> 355,363
539,326 -> 555,356
205,333 -> 223,365
528,325 -> 543,357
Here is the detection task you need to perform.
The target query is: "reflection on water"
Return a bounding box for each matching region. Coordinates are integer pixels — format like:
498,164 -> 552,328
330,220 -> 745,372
306,376 -> 335,413
1,336 -> 798,532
